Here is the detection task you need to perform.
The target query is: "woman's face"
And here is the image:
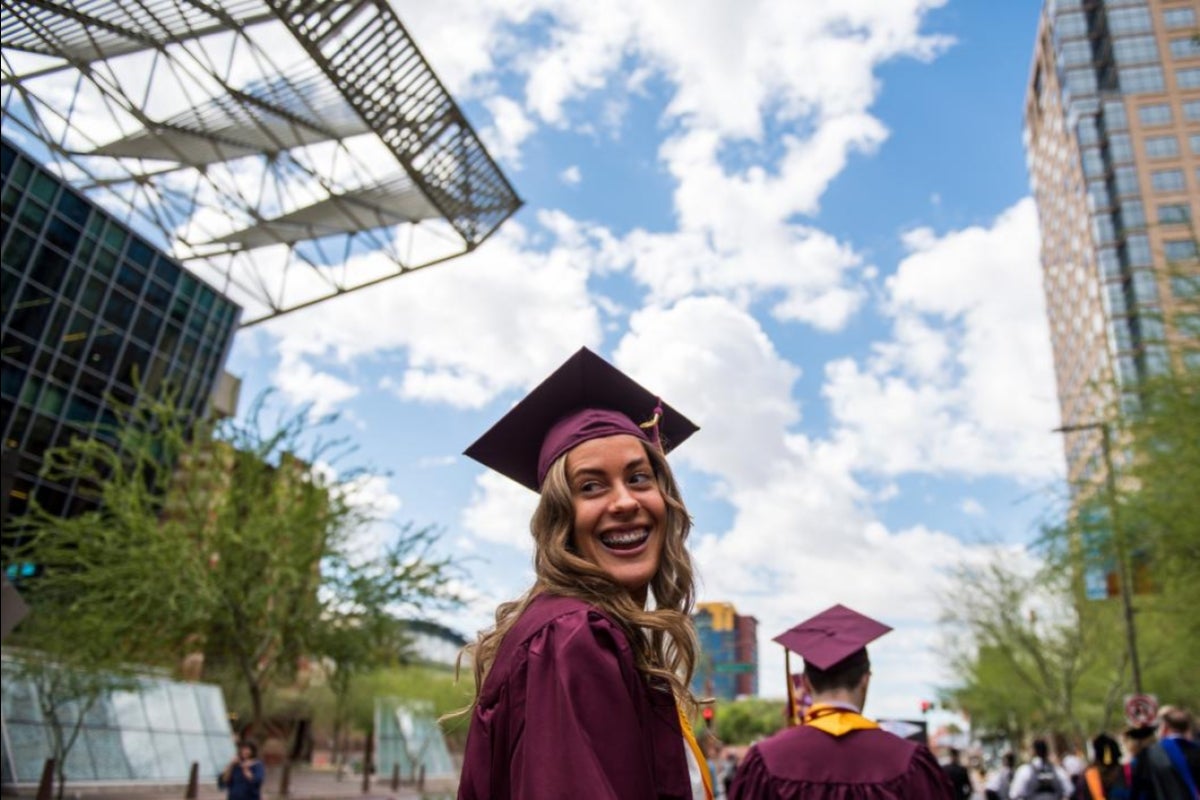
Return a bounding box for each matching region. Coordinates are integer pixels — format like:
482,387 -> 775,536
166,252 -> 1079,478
565,434 -> 666,604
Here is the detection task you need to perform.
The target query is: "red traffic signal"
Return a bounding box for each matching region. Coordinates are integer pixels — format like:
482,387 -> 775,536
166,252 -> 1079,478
920,700 -> 933,714
701,706 -> 714,728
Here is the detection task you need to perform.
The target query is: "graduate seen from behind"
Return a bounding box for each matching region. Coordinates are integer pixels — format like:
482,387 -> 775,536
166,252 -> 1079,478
730,605 -> 955,799
455,347 -> 712,800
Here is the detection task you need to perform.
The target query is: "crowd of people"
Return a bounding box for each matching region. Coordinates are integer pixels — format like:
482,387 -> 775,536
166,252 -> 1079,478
963,707 -> 1200,800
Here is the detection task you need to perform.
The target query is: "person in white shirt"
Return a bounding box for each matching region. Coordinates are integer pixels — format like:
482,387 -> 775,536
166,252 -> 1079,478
1009,739 -> 1074,799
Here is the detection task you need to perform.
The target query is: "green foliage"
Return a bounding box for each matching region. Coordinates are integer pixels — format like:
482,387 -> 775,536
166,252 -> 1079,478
940,368 -> 1200,745
710,697 -> 788,745
6,389 -> 459,740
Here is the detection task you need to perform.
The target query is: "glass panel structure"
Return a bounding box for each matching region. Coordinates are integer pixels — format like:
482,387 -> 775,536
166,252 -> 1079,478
0,659 -> 236,786
374,699 -> 457,782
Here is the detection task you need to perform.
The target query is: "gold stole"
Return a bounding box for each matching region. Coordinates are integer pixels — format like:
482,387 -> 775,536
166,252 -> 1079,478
802,703 -> 881,737
677,704 -> 714,800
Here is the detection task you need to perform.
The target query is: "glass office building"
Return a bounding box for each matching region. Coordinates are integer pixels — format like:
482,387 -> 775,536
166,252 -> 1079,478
1,136 -> 241,529
1024,0 -> 1200,485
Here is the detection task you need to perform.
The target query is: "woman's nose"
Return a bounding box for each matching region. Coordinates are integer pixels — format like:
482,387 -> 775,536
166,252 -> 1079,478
609,484 -> 639,513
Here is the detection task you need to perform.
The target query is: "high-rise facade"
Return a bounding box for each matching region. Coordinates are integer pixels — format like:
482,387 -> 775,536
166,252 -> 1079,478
691,602 -> 759,701
1,136 -> 241,529
1024,0 -> 1200,484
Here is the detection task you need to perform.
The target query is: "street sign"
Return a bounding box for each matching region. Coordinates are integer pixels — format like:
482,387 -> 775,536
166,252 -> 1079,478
714,662 -> 756,674
1124,694 -> 1159,728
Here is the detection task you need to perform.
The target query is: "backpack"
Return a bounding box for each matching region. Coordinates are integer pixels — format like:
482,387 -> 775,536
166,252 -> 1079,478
1030,762 -> 1063,800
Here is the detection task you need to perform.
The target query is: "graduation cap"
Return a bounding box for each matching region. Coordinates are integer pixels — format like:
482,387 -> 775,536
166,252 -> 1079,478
772,604 -> 892,725
464,347 -> 699,492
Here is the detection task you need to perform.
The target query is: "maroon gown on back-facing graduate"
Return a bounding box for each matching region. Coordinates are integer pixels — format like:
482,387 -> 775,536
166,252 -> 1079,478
457,593 -> 694,800
730,723 -> 953,800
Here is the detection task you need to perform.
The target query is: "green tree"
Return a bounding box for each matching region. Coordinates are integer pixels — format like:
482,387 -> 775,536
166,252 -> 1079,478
6,390 -> 458,743
938,551 -> 1120,745
711,697 -> 788,745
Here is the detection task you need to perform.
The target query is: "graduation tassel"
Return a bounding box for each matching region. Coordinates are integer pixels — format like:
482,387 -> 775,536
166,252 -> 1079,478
639,400 -> 665,452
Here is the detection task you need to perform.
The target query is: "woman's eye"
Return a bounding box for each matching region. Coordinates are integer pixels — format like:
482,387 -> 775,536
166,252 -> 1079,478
629,471 -> 653,486
578,480 -> 602,494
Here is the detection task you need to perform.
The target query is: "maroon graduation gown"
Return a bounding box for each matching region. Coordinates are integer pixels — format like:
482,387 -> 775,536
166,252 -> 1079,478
729,724 -> 955,799
457,593 -> 693,799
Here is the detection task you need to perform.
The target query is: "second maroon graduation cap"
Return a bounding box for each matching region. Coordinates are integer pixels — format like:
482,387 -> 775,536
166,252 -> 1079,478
773,604 -> 893,671
464,347 -> 699,492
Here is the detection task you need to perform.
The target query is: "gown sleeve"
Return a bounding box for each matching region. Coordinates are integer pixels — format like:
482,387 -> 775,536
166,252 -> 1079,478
728,745 -> 770,800
509,609 -> 659,800
903,744 -> 957,799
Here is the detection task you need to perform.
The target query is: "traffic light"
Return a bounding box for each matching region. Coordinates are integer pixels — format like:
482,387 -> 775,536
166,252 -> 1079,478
919,700 -> 933,714
702,706 -> 714,730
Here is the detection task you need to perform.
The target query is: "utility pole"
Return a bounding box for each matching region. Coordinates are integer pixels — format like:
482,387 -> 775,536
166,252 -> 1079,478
1055,421 -> 1143,695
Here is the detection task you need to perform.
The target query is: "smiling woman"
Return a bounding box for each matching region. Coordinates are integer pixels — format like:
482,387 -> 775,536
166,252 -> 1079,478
454,347 -> 709,800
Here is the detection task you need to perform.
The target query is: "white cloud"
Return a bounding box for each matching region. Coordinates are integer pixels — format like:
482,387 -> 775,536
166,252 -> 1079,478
823,198 -> 1063,483
481,95 -> 536,167
272,356 -> 360,417
257,220 -> 603,411
461,471 -> 539,552
960,498 -> 985,516
559,165 -> 582,185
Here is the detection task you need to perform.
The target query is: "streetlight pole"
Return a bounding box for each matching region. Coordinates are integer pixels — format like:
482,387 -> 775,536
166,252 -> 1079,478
1054,421 -> 1143,695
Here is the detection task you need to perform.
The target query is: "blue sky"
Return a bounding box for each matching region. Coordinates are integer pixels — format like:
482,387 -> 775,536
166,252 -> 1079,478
220,0 -> 1064,722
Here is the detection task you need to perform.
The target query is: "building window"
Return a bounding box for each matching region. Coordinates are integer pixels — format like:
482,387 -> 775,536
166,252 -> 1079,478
1082,148 -> 1107,177
1066,68 -> 1099,95
1119,200 -> 1145,231
1098,247 -> 1123,279
1119,65 -> 1165,93
1171,275 -> 1199,300
1158,203 -> 1192,224
1145,136 -> 1180,158
1138,103 -> 1173,126
1178,68 -> 1200,89
1060,40 -> 1094,67
1126,234 -> 1153,266
1114,35 -> 1160,65
1169,36 -> 1200,59
1164,7 -> 1197,29
1151,169 -> 1186,192
1109,7 -> 1154,34
1164,239 -> 1199,262
1104,100 -> 1129,130
1185,100 -> 1200,121
1094,214 -> 1117,245
1056,11 -> 1089,37
1077,116 -> 1101,144
1192,134 -> 1200,155
1114,166 -> 1140,197
1133,271 -> 1159,305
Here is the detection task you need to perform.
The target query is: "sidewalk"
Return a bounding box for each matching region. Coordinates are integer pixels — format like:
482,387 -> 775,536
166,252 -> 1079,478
7,768 -> 456,800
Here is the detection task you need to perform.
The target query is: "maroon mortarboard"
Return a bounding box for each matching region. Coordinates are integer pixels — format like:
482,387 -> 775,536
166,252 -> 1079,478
464,347 -> 698,492
773,604 -> 893,671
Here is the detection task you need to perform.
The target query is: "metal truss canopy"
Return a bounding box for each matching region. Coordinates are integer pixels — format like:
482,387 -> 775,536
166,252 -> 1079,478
1,0 -> 522,325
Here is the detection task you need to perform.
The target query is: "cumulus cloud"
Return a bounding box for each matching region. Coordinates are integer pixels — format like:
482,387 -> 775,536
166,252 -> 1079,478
824,199 -> 1063,483
272,355 -> 360,417
481,95 -> 537,167
559,165 -> 582,185
256,220 -> 602,412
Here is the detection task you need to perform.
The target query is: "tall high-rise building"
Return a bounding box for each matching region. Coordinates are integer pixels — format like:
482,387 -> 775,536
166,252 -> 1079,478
1024,0 -> 1200,485
692,602 -> 759,701
1,136 -> 242,530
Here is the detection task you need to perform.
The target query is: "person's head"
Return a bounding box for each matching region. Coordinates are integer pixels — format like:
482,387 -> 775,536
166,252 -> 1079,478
777,604 -> 890,715
1091,733 -> 1121,767
1159,706 -> 1194,737
801,647 -> 872,707
535,431 -> 691,606
237,741 -> 258,760
1003,752 -> 1016,769
465,348 -> 698,609
1032,738 -> 1049,760
1123,724 -> 1156,755
948,747 -> 962,764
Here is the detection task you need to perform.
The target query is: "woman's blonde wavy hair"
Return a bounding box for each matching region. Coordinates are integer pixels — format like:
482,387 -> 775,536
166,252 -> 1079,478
455,440 -> 699,715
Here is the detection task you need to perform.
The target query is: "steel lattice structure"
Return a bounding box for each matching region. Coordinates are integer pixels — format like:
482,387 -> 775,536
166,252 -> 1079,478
1,0 -> 522,325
